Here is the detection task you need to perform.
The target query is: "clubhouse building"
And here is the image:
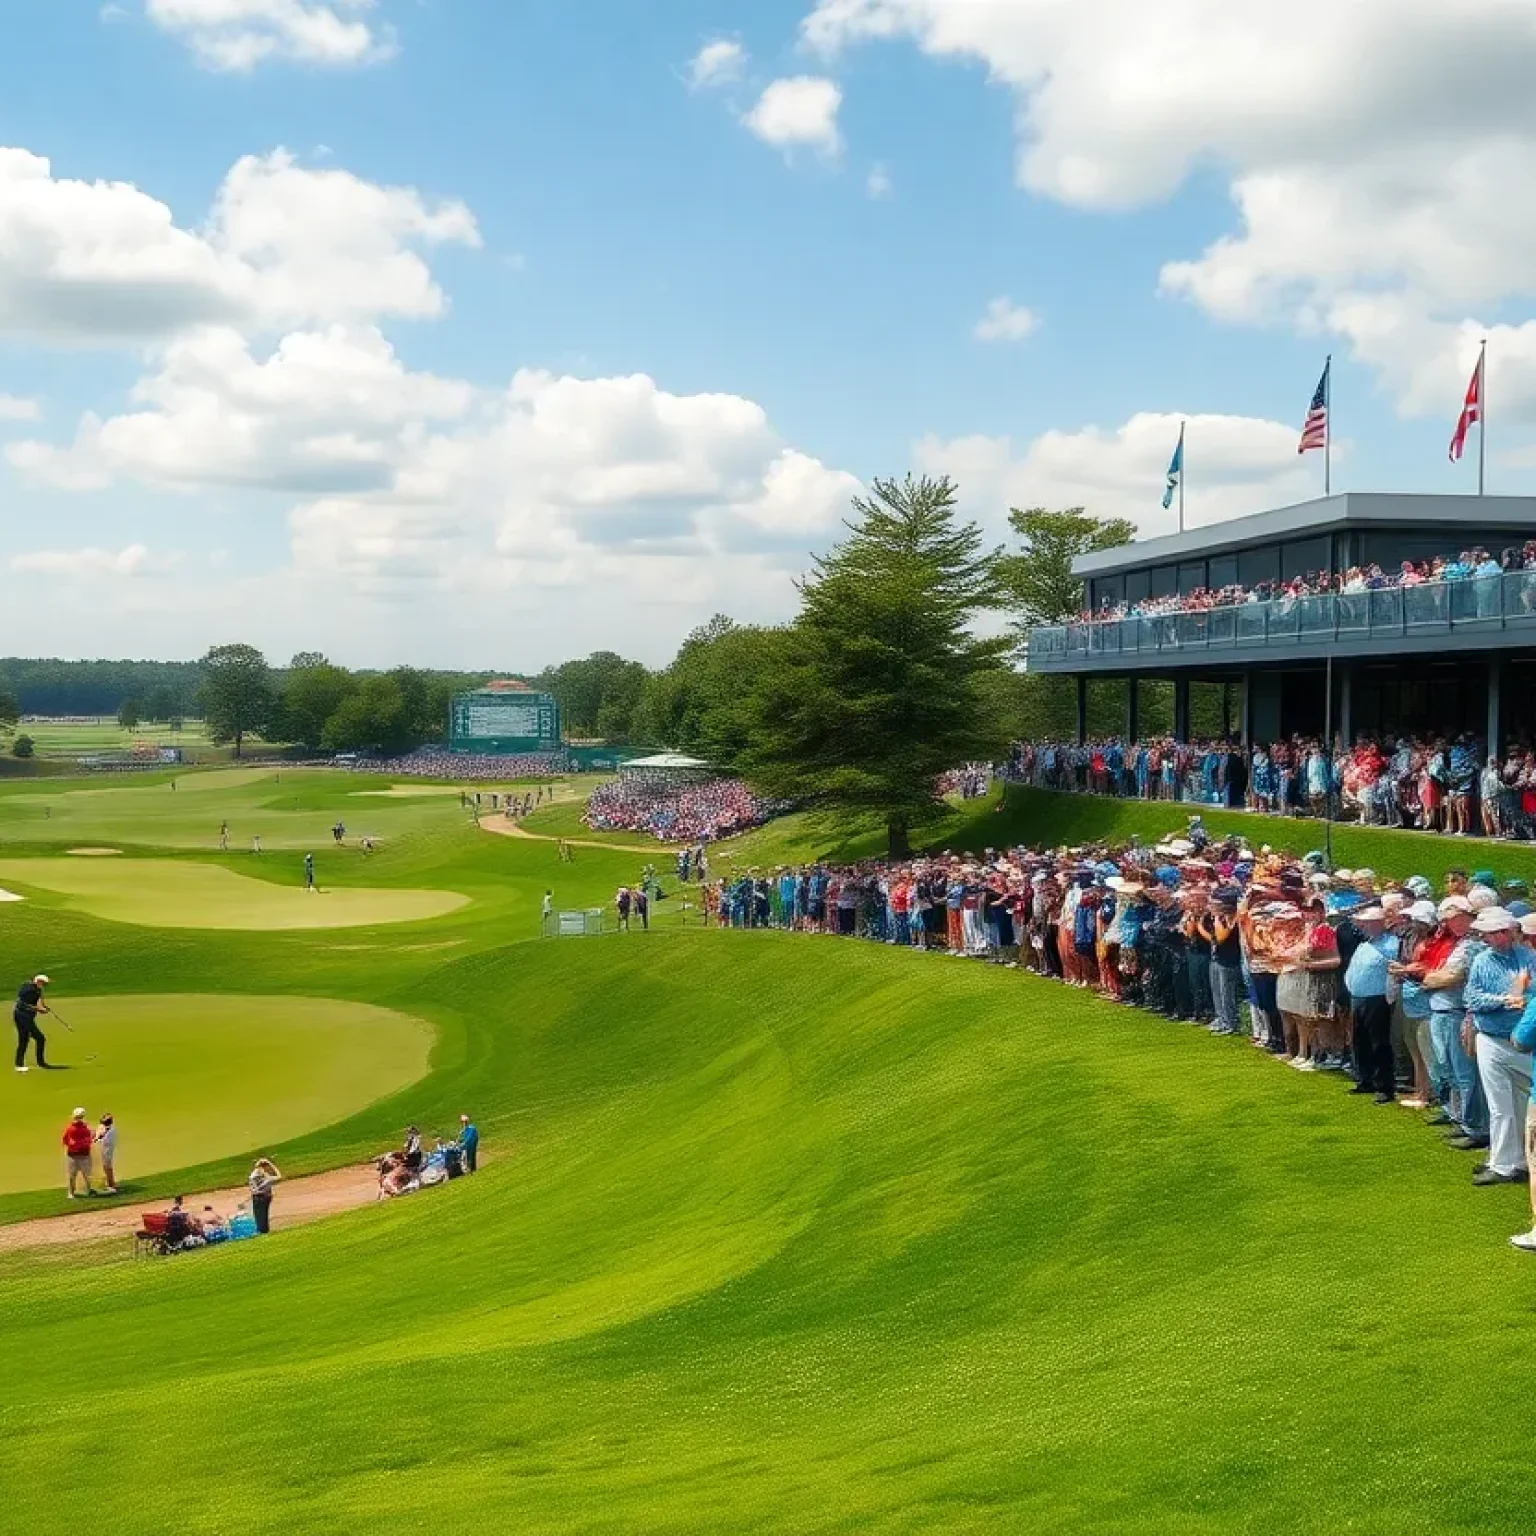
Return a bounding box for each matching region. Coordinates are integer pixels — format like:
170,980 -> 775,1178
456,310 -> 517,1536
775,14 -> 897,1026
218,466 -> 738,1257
1027,492 -> 1536,748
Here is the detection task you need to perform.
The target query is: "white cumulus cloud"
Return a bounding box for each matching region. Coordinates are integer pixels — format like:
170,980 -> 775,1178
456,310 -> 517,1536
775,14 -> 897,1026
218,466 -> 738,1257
917,411 -> 1320,543
9,543 -> 171,578
802,0 -> 1536,427
973,297 -> 1038,343
144,0 -> 396,72
0,140 -> 865,663
689,38 -> 746,88
0,394 -> 39,421
0,145 -> 479,347
743,77 -> 843,155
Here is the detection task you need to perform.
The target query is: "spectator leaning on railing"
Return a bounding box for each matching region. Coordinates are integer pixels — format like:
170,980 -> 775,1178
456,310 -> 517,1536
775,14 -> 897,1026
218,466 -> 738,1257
1068,542 -> 1536,626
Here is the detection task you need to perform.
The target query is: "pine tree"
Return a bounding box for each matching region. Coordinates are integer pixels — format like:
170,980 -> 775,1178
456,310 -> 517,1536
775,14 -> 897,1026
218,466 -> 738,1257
741,475 -> 1009,857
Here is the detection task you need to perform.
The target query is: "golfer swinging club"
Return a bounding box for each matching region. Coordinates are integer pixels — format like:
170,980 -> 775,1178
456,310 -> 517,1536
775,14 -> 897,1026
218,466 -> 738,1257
14,973 -> 51,1072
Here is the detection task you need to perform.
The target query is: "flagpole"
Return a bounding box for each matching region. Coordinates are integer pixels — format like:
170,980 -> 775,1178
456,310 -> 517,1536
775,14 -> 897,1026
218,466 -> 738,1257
1324,353 -> 1332,497
1178,419 -> 1186,533
1477,337 -> 1487,497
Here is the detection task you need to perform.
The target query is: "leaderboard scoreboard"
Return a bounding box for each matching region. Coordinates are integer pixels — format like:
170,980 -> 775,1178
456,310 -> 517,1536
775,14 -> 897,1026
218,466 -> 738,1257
448,688 -> 561,753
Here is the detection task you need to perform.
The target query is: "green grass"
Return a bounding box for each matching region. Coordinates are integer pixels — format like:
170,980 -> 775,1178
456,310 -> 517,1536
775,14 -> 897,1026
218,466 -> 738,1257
0,767 -> 1533,1533
0,857 -> 469,929
13,719 -> 280,761
0,994 -> 429,1194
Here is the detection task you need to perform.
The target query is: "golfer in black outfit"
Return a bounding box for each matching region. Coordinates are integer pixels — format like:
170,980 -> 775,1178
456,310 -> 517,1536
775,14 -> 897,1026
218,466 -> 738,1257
14,974 -> 50,1071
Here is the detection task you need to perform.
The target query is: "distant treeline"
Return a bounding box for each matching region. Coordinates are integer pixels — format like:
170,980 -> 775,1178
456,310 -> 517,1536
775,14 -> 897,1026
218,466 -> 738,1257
0,658 -> 208,718
0,651 -> 654,743
0,657 -> 506,724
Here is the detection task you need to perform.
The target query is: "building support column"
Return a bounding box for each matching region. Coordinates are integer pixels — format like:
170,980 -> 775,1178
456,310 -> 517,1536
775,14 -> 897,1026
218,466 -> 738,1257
1125,676 -> 1140,743
1173,676 -> 1190,742
1075,675 -> 1087,746
1240,672 -> 1253,749
1488,656 -> 1503,755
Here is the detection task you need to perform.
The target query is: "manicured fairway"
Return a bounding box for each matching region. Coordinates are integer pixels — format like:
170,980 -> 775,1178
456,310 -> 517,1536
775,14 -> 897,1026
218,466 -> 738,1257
0,858 -> 468,929
0,994 -> 431,1194
1,937 -> 1534,1534
1,769 -> 1534,1533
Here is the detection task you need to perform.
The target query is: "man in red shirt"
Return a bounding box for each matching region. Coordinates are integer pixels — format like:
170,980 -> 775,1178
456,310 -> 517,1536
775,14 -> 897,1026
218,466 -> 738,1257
61,1108 -> 94,1199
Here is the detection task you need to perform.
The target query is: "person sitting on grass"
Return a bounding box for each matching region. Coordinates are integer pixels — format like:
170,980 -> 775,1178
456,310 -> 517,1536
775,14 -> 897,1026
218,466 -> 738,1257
375,1150 -> 417,1199
163,1195 -> 192,1245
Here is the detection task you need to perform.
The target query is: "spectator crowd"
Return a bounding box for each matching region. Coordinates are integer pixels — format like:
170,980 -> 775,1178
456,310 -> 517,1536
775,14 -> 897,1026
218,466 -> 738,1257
1008,733 -> 1536,838
1073,543 -> 1536,626
584,775 -> 780,843
351,749 -> 567,780
701,827 -> 1536,1252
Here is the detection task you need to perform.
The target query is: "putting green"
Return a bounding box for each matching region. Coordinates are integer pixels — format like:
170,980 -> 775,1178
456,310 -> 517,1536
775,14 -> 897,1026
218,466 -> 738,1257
0,994 -> 432,1195
0,858 -> 467,930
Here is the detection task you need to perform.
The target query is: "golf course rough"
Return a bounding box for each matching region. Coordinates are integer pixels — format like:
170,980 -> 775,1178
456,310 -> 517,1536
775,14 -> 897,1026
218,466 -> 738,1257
1,769 -> 1535,1533
0,995 -> 433,1194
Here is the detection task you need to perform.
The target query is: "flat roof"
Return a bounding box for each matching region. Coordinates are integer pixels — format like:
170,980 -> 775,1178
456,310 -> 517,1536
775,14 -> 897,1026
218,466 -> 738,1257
619,753 -> 712,770
1073,492 -> 1536,578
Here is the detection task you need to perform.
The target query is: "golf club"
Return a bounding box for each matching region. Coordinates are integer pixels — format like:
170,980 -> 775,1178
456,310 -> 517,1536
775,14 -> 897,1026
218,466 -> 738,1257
49,1008 -> 99,1061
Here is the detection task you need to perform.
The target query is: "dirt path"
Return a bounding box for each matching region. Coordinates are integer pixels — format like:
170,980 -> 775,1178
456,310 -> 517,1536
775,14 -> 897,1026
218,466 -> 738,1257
0,1163 -> 380,1253
478,818 -> 672,855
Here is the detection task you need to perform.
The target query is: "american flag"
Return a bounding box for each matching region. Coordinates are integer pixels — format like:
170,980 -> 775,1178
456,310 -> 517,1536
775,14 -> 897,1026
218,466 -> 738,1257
1297,360 -> 1329,454
1449,349 -> 1483,462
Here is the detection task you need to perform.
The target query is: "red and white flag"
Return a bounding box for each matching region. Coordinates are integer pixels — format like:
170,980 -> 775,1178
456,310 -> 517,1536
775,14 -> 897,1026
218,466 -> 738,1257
1449,350 -> 1483,462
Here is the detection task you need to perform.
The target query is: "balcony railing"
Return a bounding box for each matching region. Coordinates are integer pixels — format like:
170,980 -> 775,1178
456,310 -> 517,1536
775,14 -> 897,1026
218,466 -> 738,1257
1029,571 -> 1536,663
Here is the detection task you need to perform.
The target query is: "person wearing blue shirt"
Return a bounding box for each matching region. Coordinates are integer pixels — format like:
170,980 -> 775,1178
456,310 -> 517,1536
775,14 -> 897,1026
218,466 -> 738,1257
1463,908 -> 1536,1185
457,1113 -> 479,1174
1343,907 -> 1400,1102
1507,922 -> 1536,1249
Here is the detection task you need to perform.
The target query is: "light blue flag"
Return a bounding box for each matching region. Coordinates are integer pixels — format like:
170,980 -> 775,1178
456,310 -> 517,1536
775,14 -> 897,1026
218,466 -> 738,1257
1161,430 -> 1183,510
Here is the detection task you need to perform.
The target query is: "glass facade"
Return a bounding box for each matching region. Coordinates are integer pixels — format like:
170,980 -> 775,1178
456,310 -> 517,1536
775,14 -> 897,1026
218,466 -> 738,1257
1031,571 -> 1536,665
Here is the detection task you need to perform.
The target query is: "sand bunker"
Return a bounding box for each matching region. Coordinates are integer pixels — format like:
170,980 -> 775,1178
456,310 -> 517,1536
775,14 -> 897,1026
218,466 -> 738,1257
66,847 -> 123,856
352,784 -> 537,798
0,1164 -> 381,1252
0,889 -> 22,903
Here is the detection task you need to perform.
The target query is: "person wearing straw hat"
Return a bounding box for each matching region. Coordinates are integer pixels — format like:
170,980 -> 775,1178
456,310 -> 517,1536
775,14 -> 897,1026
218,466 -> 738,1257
1343,907 -> 1399,1103
13,974 -> 51,1073
1463,909 -> 1535,1186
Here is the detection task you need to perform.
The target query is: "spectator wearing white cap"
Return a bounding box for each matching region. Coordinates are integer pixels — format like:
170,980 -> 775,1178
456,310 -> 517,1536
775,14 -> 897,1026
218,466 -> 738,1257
1420,897 -> 1487,1149
1464,908 -> 1535,1185
1344,907 -> 1399,1102
1509,915 -> 1536,1250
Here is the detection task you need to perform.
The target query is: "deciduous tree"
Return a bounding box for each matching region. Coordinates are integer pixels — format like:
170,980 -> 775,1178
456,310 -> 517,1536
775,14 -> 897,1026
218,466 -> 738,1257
199,644 -> 274,759
995,506 -> 1135,639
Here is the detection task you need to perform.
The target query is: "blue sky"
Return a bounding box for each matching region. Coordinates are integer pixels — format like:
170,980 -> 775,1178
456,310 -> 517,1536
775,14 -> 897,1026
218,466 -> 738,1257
1,1 -> 1532,667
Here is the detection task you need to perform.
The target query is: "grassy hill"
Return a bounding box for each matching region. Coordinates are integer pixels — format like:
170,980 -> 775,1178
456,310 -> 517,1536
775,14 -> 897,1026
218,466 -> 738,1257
0,769 -> 1532,1533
